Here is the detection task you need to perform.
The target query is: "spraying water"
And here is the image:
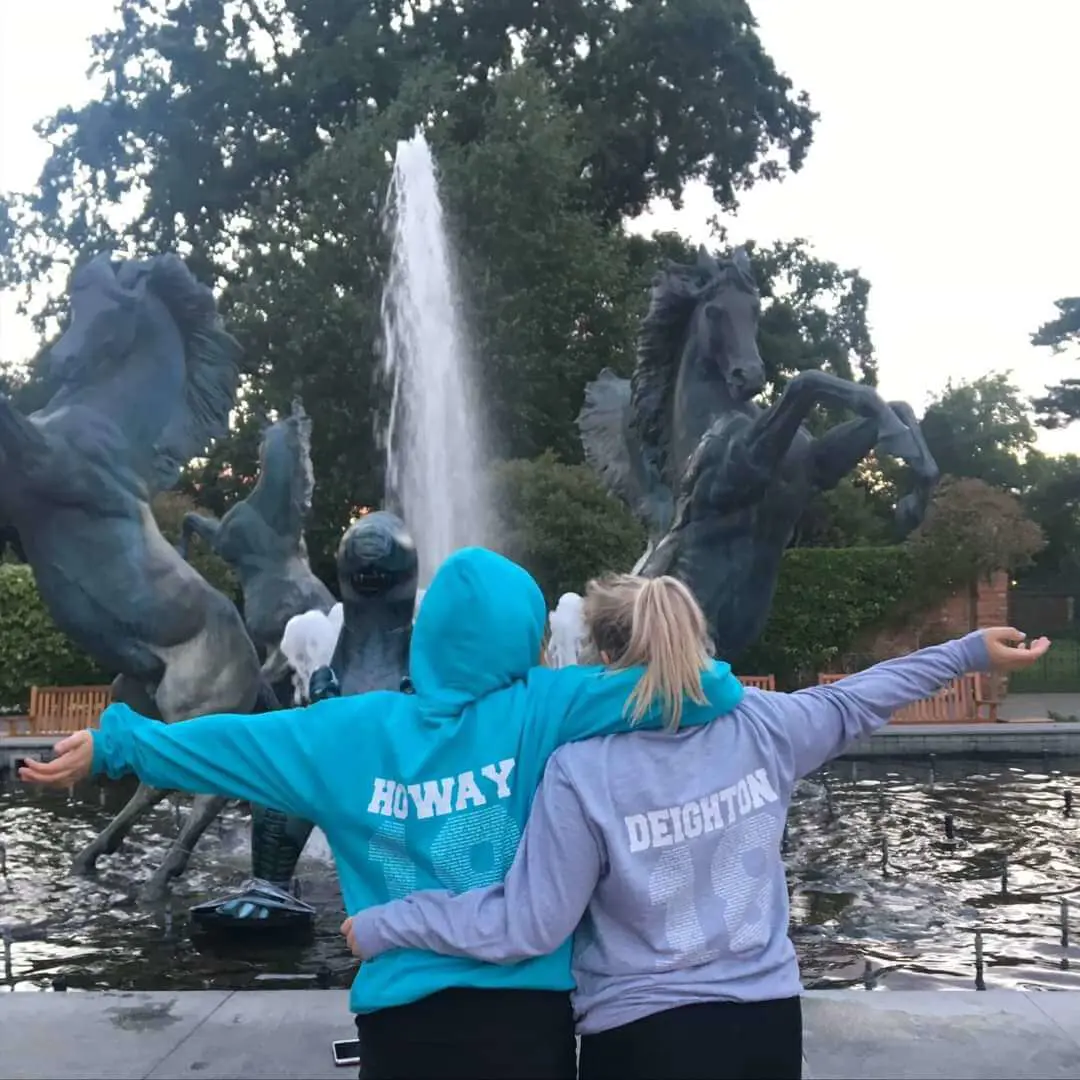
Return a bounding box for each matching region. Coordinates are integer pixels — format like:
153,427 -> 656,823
380,130 -> 494,585
547,593 -> 587,667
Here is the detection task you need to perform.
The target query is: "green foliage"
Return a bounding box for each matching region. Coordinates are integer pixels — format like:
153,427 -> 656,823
918,374 -> 1036,492
0,1 -> 870,565
907,476 -> 1045,588
1031,296 -> 1080,429
744,477 -> 1047,682
1020,451 -> 1080,586
152,492 -> 240,601
740,547 -> 916,682
0,565 -> 107,710
491,452 -> 644,604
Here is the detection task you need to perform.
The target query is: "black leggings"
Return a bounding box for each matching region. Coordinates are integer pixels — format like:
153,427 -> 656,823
356,988 -> 576,1080
578,996 -> 803,1080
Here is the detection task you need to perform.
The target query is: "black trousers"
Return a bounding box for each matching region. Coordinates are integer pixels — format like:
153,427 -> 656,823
578,996 -> 803,1080
357,988 -> 576,1080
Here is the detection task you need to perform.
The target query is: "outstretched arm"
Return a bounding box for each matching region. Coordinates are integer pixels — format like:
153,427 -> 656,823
19,697 -> 378,824
346,754 -> 601,964
763,629 -> 1048,780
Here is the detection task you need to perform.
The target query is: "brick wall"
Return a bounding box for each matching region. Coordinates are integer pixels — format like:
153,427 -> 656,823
843,570 -> 1009,667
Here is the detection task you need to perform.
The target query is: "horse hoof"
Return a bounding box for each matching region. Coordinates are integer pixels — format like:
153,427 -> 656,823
70,853 -> 99,876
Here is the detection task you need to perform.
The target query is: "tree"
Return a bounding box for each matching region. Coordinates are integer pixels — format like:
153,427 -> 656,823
917,374 -> 1036,492
0,0 -> 814,316
1031,297 -> 1080,428
0,1 -> 888,568
1020,450 -> 1080,586
907,476 -> 1044,589
491,452 -> 643,603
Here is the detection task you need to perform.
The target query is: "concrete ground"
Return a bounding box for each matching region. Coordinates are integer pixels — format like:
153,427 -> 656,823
1000,692 -> 1080,721
1,989 -> 1079,1080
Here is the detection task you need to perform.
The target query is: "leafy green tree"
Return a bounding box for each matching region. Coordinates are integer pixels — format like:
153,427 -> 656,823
0,1 -> 879,568
491,452 -> 643,603
1020,450 -> 1080,586
907,476 -> 1044,589
0,0 -> 814,314
917,373 -> 1036,492
1031,297 -> 1080,428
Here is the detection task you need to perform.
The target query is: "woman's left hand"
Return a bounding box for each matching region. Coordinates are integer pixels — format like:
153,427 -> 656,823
19,730 -> 94,787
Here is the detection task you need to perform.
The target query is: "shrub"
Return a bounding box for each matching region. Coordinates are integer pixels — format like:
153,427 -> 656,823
740,547 -> 918,683
0,564 -> 108,711
491,451 -> 645,603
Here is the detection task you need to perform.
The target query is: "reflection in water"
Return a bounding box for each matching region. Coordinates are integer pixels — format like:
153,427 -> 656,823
1,759 -> 1078,993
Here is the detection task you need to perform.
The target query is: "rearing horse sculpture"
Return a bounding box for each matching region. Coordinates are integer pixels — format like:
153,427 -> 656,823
0,253 -> 266,899
178,397 -> 335,696
579,247 -> 940,659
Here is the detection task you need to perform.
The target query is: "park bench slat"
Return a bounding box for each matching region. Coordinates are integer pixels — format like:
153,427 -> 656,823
28,685 -> 112,735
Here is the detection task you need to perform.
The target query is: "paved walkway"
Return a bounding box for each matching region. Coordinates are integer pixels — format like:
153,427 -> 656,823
1,989 -> 1078,1079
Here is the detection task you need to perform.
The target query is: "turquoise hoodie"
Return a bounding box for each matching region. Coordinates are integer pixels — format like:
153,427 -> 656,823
91,547 -> 744,1013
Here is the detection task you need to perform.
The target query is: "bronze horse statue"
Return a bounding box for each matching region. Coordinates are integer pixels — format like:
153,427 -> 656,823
0,253 -> 269,898
579,247 -> 940,659
178,396 -> 335,695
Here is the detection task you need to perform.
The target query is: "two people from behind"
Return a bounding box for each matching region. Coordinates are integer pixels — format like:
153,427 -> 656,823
21,548 -> 1049,1080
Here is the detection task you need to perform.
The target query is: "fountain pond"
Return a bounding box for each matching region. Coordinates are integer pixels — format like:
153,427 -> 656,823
1,756 -> 1077,994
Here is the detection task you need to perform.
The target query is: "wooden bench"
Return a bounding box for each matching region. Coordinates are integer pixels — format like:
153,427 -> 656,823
28,685 -> 112,735
0,715 -> 31,737
738,674 -> 777,692
816,672 -> 998,724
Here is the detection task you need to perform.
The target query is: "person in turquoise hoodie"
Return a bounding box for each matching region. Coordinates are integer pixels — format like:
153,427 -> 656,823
20,546 -> 745,1080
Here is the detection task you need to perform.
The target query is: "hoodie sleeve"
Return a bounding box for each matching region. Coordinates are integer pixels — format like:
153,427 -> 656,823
535,659 -> 743,749
91,697 -> 378,823
349,753 -> 601,964
757,632 -> 991,782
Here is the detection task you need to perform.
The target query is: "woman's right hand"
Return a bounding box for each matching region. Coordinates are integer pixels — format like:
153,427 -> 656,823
981,628 -> 1050,671
19,730 -> 95,787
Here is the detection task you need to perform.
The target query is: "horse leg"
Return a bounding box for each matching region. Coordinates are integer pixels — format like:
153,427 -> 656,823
142,793 -> 228,901
138,620 -> 262,897
177,512 -> 220,561
72,783 -> 169,874
0,396 -> 49,467
887,400 -> 941,532
809,417 -> 878,491
743,371 -> 919,475
887,400 -> 940,483
70,673 -> 168,875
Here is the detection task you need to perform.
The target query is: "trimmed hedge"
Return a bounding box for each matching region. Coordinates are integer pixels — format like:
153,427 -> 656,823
739,546 -> 919,684
0,563 -> 108,711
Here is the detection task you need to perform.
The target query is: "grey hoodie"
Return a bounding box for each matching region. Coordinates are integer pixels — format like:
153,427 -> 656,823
351,633 -> 990,1034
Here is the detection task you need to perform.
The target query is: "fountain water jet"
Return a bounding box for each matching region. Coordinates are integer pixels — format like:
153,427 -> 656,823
380,129 -> 494,584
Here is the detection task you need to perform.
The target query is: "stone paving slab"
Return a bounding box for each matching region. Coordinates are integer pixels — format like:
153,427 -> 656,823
146,990 -> 349,1080
3,989 -> 1080,1079
802,990 -> 1080,1079
0,990 -> 233,1080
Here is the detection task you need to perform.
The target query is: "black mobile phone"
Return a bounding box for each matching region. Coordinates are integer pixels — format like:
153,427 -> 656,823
332,1038 -> 361,1067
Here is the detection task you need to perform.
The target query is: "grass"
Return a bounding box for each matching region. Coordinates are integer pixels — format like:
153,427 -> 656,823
1009,637 -> 1080,693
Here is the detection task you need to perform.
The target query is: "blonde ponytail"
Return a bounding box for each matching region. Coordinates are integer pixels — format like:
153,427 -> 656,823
583,574 -> 712,730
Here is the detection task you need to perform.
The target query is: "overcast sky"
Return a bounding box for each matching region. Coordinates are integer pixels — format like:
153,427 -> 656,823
2,0 -> 1078,451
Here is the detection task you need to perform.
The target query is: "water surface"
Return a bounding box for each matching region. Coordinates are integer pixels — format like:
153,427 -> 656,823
1,759 -> 1077,993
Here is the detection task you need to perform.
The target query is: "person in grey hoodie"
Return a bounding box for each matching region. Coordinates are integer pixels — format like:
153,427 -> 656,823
343,573 -> 1049,1080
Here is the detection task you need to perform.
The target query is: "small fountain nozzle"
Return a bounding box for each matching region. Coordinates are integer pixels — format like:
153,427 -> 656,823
309,666 -> 341,704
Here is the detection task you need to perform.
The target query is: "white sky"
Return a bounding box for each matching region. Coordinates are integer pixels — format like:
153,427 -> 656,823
2,0 -> 1078,452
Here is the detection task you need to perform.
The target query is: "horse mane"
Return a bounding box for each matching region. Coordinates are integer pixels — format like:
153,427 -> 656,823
630,248 -> 757,486
246,397 -> 316,544
127,255 -> 242,493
